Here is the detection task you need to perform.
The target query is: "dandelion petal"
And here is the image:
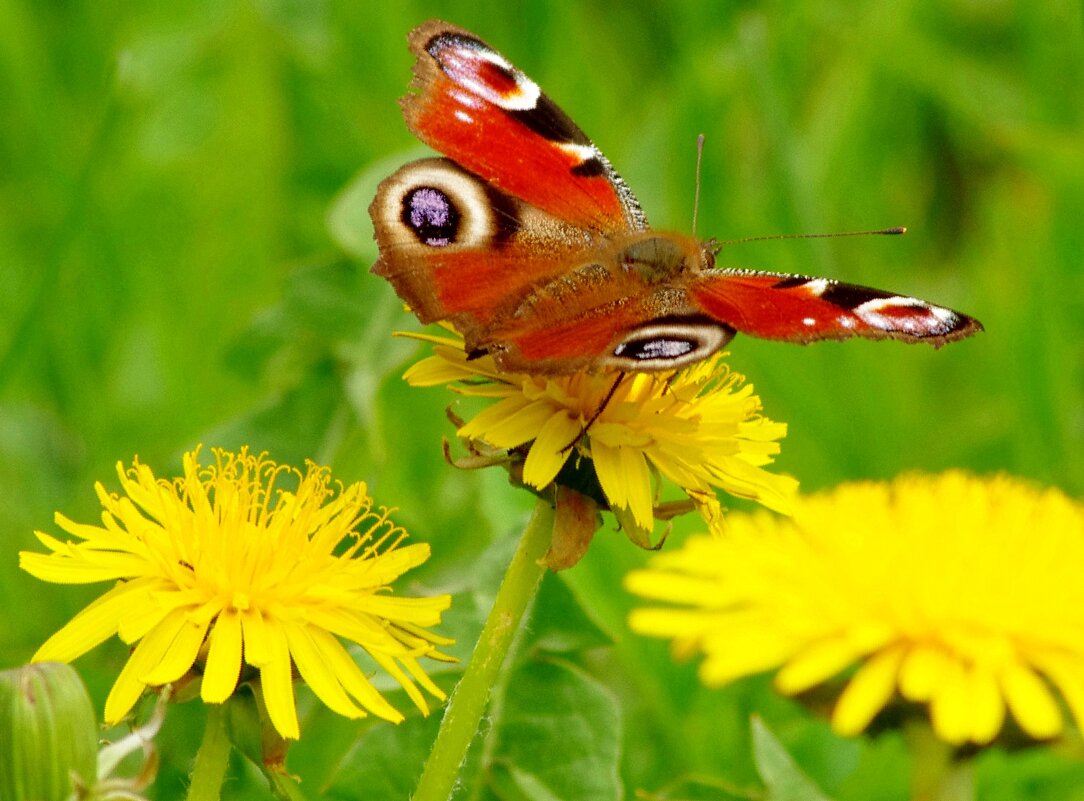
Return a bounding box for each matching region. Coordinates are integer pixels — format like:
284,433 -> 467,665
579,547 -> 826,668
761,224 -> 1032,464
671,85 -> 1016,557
309,627 -> 404,722
140,616 -> 210,685
594,443 -> 654,532
103,609 -> 189,723
1001,663 -> 1062,739
777,634 -> 879,695
259,622 -> 299,740
966,666 -> 1005,744
284,622 -> 365,720
833,645 -> 905,736
32,582 -> 135,663
202,610 -> 243,703
930,661 -> 971,744
899,645 -> 951,702
241,609 -> 271,667
522,411 -> 580,488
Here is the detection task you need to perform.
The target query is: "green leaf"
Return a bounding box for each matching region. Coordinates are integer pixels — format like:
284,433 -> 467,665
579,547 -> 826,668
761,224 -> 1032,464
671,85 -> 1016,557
488,660 -> 622,801
204,362 -> 344,467
322,714 -> 442,801
525,573 -> 613,656
751,717 -> 834,801
223,257 -> 374,384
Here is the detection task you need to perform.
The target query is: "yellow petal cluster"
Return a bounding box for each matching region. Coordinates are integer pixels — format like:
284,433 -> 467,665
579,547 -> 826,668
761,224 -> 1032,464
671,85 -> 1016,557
404,332 -> 796,536
628,472 -> 1084,745
21,447 -> 453,740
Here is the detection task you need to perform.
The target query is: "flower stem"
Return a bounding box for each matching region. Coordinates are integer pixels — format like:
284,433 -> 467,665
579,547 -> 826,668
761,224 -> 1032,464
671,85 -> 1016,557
905,721 -> 975,801
187,704 -> 231,801
412,498 -> 554,801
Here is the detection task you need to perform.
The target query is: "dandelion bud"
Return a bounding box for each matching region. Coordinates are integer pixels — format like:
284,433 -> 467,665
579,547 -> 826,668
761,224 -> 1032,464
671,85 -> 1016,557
0,662 -> 97,801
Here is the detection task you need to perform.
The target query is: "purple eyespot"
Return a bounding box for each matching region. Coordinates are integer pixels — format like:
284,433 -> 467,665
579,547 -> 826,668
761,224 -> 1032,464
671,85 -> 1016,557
402,187 -> 460,247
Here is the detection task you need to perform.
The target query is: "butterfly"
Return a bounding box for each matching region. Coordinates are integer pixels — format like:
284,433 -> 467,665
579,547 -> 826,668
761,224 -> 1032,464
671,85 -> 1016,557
369,20 -> 982,375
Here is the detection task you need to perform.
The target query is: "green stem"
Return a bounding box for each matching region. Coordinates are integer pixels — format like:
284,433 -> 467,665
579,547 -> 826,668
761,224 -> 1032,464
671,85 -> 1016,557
412,498 -> 554,801
905,721 -> 975,801
186,704 -> 231,801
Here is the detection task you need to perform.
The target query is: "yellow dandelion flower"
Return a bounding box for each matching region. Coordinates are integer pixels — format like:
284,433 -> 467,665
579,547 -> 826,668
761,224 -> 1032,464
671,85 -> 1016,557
627,472 -> 1084,746
20,447 -> 453,740
403,332 -> 796,537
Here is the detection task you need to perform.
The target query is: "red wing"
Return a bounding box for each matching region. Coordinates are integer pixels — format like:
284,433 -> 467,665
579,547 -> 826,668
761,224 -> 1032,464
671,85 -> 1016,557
689,269 -> 983,345
377,246 -> 588,339
480,298 -> 689,375
493,306 -> 644,372
402,20 -> 646,234
370,157 -> 600,342
490,308 -> 735,375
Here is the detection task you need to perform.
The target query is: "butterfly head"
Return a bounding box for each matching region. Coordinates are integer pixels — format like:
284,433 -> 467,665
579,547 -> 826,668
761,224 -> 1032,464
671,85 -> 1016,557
616,235 -> 708,283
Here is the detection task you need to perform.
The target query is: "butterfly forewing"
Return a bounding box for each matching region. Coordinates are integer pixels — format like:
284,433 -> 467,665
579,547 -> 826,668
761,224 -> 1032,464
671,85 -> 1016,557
402,20 -> 646,234
689,271 -> 983,345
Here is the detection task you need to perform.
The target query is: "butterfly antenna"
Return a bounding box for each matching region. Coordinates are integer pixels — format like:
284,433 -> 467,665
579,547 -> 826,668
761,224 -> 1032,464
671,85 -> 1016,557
715,226 -> 907,248
692,134 -> 706,237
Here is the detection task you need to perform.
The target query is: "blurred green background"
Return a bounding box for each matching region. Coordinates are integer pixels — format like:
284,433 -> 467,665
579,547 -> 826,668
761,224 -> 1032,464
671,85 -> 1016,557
2,0 -> 1082,798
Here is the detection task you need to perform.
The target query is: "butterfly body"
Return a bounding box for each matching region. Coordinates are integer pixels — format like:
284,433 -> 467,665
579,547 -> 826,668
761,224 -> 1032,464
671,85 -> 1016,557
370,20 -> 982,375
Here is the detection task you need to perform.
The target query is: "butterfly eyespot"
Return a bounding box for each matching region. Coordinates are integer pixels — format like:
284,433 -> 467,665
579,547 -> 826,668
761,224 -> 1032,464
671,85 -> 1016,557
402,186 -> 461,247
614,337 -> 695,360
607,317 -> 735,371
372,158 -> 505,256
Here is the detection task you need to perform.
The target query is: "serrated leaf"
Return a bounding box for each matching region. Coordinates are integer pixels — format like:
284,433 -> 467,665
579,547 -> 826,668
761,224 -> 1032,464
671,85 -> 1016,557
751,717 -> 834,801
322,713 -> 442,801
202,364 -> 342,466
526,572 -> 612,656
281,258 -> 370,337
488,660 -> 622,801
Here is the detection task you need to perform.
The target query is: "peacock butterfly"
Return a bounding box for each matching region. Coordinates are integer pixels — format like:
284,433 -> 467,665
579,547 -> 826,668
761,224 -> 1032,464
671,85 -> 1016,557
369,20 -> 982,375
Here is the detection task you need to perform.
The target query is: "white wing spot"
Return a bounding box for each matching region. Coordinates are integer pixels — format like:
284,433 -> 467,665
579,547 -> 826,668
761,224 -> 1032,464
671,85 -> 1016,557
854,296 -> 957,335
804,278 -> 830,296
454,109 -> 474,124
559,141 -> 599,162
802,317 -> 816,327
468,50 -> 541,110
451,88 -> 484,111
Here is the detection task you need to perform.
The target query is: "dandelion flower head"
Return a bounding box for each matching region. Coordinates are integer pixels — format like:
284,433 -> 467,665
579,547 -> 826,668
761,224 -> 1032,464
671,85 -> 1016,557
403,332 -> 796,537
627,471 -> 1084,745
20,447 -> 453,740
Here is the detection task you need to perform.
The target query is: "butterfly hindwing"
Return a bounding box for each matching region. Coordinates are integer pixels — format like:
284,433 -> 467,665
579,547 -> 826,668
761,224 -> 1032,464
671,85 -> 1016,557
461,233 -> 732,373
